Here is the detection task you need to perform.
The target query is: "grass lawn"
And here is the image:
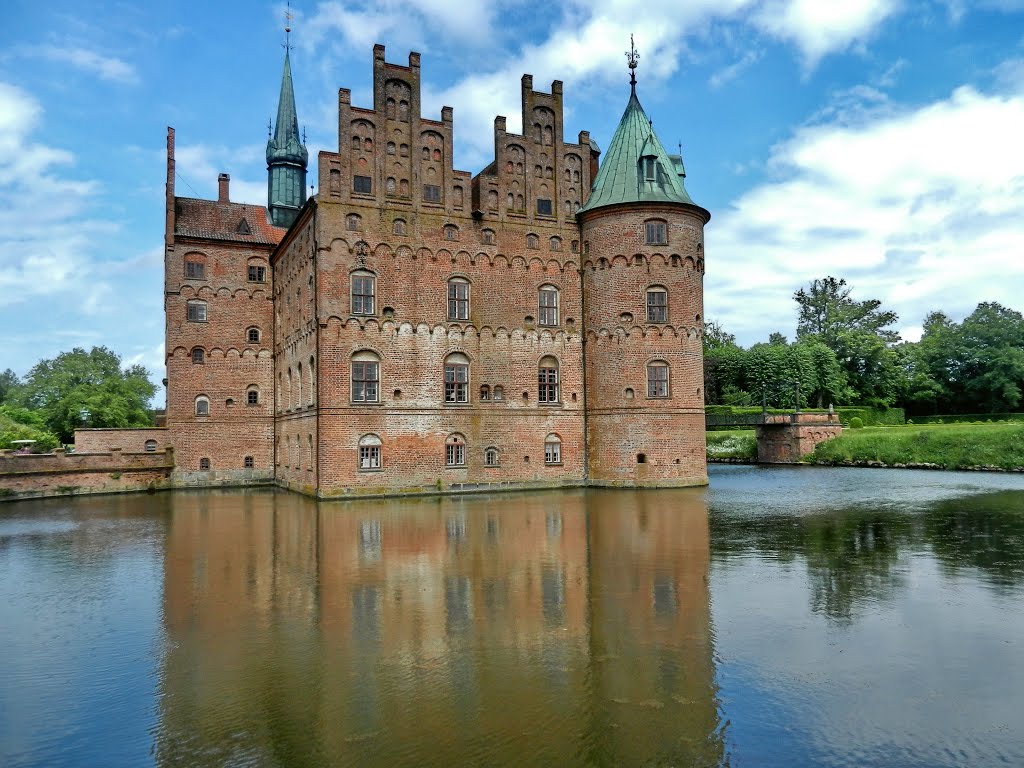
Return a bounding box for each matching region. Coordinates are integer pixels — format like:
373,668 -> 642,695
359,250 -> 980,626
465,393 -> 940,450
706,429 -> 757,461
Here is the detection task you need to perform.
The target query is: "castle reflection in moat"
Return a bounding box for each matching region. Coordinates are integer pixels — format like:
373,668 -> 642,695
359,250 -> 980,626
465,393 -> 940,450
156,488 -> 724,767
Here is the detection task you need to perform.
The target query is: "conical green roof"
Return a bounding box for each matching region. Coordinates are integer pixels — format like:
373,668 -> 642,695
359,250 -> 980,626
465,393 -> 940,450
266,50 -> 308,167
579,92 -> 698,214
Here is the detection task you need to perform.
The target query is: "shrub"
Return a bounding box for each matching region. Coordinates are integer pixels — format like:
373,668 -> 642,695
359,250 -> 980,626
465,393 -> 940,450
849,417 -> 864,429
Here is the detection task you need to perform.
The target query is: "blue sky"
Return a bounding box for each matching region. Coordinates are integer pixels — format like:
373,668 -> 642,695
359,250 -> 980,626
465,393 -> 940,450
2,0 -> 1024,399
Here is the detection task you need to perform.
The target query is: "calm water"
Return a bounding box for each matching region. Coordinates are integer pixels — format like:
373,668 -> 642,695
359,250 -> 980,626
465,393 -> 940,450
2,466 -> 1024,767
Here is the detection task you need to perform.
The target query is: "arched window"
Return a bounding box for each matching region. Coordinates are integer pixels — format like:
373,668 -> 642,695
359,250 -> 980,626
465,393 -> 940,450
526,233 -> 539,249
444,353 -> 470,404
549,236 -> 561,251
446,433 -> 466,466
246,386 -> 260,406
351,270 -> 376,315
247,259 -> 267,282
538,285 -> 559,326
359,434 -> 382,469
482,229 -> 495,245
492,386 -> 504,401
538,355 -> 559,403
244,455 -> 254,468
191,347 -> 204,364
199,457 -> 210,470
195,395 -> 210,416
346,214 -> 362,231
247,327 -> 260,344
647,361 -> 670,398
351,351 -> 380,403
447,277 -> 470,320
184,254 -> 206,280
308,356 -> 316,406
480,384 -> 491,401
485,446 -> 499,467
645,218 -> 668,246
144,440 -> 157,453
296,362 -> 302,407
646,287 -> 668,323
187,300 -> 207,322
544,434 -> 562,464
393,218 -> 407,235
641,155 -> 658,182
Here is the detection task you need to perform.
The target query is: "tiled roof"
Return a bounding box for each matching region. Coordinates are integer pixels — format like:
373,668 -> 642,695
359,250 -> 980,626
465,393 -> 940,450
174,198 -> 284,246
579,91 -> 699,214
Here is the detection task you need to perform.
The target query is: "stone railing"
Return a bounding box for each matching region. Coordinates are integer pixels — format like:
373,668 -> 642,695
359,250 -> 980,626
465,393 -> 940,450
0,448 -> 175,501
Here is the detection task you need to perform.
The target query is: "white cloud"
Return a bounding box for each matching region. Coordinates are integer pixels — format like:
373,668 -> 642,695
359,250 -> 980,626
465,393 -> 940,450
173,143 -> 268,204
710,48 -> 764,89
35,45 -> 138,84
707,78 -> 1024,345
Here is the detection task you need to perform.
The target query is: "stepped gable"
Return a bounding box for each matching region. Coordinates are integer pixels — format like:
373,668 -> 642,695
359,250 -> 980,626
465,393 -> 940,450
174,198 -> 284,246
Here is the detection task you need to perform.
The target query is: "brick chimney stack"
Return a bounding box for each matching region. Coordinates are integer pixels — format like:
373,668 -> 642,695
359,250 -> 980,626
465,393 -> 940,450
218,173 -> 230,203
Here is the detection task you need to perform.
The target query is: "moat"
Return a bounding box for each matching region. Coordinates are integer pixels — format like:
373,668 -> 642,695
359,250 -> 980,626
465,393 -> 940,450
2,466 -> 1023,767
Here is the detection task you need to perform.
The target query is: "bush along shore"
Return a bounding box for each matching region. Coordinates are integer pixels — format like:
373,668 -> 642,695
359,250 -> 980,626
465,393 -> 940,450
706,423 -> 1024,472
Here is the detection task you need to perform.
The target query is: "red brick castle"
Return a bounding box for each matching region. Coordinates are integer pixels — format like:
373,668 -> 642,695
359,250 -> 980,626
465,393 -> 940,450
163,43 -> 710,497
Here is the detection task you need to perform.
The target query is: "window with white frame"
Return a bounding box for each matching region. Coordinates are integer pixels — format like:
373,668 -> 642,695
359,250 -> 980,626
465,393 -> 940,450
351,351 -> 380,403
539,285 -> 559,326
144,440 -> 157,453
647,361 -> 670,398
195,395 -> 210,416
351,271 -> 376,315
187,300 -> 207,322
538,355 -> 560,403
359,434 -> 382,470
544,434 -> 562,464
485,446 -> 499,467
444,353 -> 469,404
646,287 -> 668,323
446,433 -> 466,466
247,327 -> 260,344
185,258 -> 205,279
447,278 -> 469,320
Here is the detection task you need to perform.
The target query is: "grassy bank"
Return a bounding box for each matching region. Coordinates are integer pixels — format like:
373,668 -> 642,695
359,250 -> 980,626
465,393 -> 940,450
809,423 -> 1024,471
706,430 -> 757,461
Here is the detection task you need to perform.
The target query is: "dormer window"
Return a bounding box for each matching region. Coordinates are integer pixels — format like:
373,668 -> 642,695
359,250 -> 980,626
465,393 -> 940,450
642,156 -> 657,182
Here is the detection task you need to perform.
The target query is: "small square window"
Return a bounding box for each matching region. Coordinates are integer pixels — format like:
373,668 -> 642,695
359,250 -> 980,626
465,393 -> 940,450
354,175 -> 372,194
536,198 -> 553,216
645,222 -> 668,246
247,328 -> 260,344
424,184 -> 441,203
187,301 -> 207,322
244,456 -> 254,468
185,261 -> 205,279
248,265 -> 266,282
247,389 -> 259,406
199,458 -> 210,470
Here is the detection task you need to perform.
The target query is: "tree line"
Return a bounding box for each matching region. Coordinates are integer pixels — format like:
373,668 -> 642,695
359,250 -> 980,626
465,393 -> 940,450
704,276 -> 1024,415
1,347 -> 156,448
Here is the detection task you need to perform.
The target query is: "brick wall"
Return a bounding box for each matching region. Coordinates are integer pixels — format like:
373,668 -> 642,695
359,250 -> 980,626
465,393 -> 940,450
0,448 -> 174,501
74,427 -> 168,453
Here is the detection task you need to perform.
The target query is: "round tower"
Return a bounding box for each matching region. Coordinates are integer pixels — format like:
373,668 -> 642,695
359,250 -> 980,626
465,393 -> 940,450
578,60 -> 710,487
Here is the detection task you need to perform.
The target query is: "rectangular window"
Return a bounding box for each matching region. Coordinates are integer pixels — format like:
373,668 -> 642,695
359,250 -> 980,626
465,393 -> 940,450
444,364 -> 468,403
536,198 -> 553,216
645,221 -> 667,245
485,448 -> 498,466
643,157 -> 657,181
423,184 -> 441,203
539,288 -> 559,326
545,441 -> 561,464
538,368 -> 559,403
248,265 -> 266,282
247,390 -> 259,406
351,275 -> 375,315
647,290 -> 668,323
359,445 -> 381,469
448,281 -> 469,320
446,443 -> 466,466
648,365 -> 669,398
353,175 -> 372,194
185,261 -> 205,279
187,302 -> 207,322
352,361 -> 379,402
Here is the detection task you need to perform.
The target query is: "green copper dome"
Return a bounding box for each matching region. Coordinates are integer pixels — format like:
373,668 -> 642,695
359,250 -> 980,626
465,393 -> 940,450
267,50 -> 308,228
579,91 -> 699,214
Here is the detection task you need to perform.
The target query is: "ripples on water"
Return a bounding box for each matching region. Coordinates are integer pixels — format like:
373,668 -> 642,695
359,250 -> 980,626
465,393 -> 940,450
1,466 -> 1023,767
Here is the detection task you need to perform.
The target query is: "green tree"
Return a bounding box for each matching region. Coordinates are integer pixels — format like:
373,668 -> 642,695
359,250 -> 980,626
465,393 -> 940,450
795,277 -> 903,406
958,303 -> 1024,411
0,368 -> 20,404
702,319 -> 737,351
18,347 -> 157,442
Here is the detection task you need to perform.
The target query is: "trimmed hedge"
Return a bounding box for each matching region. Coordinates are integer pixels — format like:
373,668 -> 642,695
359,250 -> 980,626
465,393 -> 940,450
705,404 -> 905,426
909,412 -> 1024,425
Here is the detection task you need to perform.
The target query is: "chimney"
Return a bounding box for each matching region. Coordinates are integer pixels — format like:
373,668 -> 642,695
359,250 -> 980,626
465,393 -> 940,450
218,173 -> 230,203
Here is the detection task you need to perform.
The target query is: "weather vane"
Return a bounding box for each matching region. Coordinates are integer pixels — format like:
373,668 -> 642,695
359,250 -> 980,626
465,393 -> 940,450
626,34 -> 639,94
283,1 -> 294,51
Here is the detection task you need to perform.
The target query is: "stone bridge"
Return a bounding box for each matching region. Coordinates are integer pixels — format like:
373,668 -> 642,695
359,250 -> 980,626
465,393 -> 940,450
706,411 -> 843,464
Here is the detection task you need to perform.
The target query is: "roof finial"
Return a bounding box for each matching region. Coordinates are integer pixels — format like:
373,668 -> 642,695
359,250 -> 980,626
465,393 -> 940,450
626,34 -> 639,96
283,0 -> 294,52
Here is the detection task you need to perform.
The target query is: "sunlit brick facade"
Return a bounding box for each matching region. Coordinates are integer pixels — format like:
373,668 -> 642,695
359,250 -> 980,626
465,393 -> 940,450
163,45 -> 710,497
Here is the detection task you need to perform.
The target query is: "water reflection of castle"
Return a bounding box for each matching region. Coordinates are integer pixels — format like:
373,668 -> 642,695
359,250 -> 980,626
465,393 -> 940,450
157,490 -> 724,766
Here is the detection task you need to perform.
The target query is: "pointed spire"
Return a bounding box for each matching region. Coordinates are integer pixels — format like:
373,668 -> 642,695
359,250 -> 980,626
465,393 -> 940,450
266,4 -> 308,228
626,34 -> 639,97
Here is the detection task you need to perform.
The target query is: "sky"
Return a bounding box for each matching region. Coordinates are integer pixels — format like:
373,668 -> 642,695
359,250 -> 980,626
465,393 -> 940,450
2,0 -> 1024,399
